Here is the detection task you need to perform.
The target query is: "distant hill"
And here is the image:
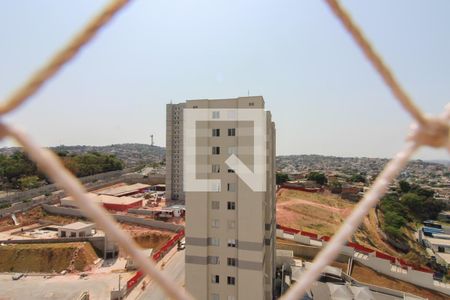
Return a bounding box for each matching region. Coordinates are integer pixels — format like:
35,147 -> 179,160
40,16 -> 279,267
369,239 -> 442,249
276,154 -> 448,182
0,143 -> 165,167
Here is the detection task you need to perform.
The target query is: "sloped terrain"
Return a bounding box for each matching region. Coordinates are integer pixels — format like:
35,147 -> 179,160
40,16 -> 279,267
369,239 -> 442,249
276,188 -> 427,263
0,242 -> 98,273
0,206 -> 82,232
119,223 -> 174,251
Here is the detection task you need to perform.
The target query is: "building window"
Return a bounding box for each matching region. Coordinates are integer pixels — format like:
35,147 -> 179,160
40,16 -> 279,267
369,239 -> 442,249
209,237 -> 220,246
212,219 -> 220,228
227,239 -> 237,247
208,256 -> 220,265
227,202 -> 235,210
227,276 -> 235,285
212,111 -> 220,119
227,110 -> 237,120
212,147 -> 220,155
227,183 -> 236,192
212,164 -> 220,173
212,129 -> 220,137
212,182 -> 221,192
227,147 -> 237,155
211,201 -> 220,210
228,128 -> 236,136
193,105 -> 198,109
227,220 -> 235,229
227,258 -> 237,266
228,168 -> 235,173
211,294 -> 219,300
211,275 -> 220,284
249,102 -> 254,106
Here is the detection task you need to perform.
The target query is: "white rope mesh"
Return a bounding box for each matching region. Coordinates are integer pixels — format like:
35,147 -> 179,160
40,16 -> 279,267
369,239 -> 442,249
0,0 -> 448,299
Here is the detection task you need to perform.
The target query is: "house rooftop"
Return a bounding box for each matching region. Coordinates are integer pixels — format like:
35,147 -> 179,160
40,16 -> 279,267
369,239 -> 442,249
97,183 -> 150,197
61,222 -> 94,230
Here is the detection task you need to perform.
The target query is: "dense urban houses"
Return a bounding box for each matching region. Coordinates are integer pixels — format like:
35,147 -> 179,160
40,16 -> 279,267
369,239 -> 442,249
166,96 -> 276,299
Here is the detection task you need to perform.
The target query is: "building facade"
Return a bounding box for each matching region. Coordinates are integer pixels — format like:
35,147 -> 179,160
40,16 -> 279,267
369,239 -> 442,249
166,102 -> 186,201
171,96 -> 276,300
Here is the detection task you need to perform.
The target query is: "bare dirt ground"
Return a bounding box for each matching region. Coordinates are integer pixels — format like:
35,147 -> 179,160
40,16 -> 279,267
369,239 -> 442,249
276,188 -> 425,262
119,223 -> 174,251
0,242 -> 98,273
351,261 -> 448,300
0,206 -> 81,233
276,189 -> 354,236
321,260 -> 446,300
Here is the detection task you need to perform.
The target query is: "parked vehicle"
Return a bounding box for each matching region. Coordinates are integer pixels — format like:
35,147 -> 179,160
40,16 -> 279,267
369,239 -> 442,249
12,273 -> 24,280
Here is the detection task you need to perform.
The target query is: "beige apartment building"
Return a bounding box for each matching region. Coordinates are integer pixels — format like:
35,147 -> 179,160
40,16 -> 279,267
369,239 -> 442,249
166,102 -> 186,201
166,96 -> 276,300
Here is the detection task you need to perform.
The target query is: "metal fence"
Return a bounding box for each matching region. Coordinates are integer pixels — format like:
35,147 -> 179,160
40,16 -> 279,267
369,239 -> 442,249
0,0 -> 448,299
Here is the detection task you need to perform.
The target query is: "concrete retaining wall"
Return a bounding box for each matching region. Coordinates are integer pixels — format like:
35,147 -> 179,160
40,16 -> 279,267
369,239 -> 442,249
277,241 -> 349,263
42,204 -> 85,218
115,215 -> 183,232
128,209 -> 154,216
42,204 -> 183,233
0,236 -> 113,255
276,227 -> 450,295
0,196 -> 59,218
0,167 -> 161,206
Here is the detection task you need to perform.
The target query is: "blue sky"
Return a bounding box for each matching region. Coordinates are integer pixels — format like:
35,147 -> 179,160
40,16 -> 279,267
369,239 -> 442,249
0,0 -> 449,160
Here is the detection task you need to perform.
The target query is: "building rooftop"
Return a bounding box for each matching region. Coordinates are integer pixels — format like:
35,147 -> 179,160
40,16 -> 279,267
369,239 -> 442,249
61,222 -> 94,230
62,193 -> 142,206
97,183 -> 150,197
436,252 -> 450,264
424,236 -> 450,247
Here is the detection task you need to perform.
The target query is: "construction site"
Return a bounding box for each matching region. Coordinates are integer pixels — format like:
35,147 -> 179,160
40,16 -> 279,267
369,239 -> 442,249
276,187 -> 450,299
0,181 -> 186,299
276,188 -> 429,264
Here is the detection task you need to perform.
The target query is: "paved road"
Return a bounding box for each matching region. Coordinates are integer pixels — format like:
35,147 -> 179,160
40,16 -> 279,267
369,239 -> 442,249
0,273 -> 125,300
134,246 -> 186,300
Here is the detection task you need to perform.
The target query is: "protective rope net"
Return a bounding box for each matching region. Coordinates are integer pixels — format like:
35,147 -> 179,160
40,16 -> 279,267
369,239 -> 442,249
0,1 -> 448,299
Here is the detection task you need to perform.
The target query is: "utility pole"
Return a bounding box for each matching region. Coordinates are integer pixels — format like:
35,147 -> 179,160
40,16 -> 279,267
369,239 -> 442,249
150,134 -> 154,146
118,274 -> 122,300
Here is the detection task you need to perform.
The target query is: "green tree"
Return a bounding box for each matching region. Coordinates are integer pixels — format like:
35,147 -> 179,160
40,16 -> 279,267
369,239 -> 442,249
18,176 -> 40,190
350,173 -> 366,183
401,192 -> 423,217
398,180 -> 411,193
307,172 -> 327,185
329,180 -> 342,193
276,173 -> 289,185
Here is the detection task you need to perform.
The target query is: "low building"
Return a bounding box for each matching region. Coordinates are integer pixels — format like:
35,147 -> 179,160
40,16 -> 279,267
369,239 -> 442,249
97,183 -> 150,197
60,193 -> 143,212
151,184 -> 166,192
126,248 -> 153,270
419,227 -> 450,268
438,211 -> 450,223
58,222 -> 95,238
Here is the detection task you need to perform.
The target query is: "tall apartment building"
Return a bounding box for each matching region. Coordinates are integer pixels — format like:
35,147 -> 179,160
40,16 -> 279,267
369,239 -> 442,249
167,96 -> 276,300
166,102 -> 186,201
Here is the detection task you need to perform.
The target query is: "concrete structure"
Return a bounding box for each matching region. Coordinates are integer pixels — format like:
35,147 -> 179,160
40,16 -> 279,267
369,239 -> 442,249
60,193 -> 143,212
438,211 -> 450,223
96,183 -> 150,197
176,97 -> 276,300
275,251 -> 425,300
126,248 -> 153,270
276,226 -> 450,295
58,222 -> 95,238
419,228 -> 450,268
166,102 -> 186,201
